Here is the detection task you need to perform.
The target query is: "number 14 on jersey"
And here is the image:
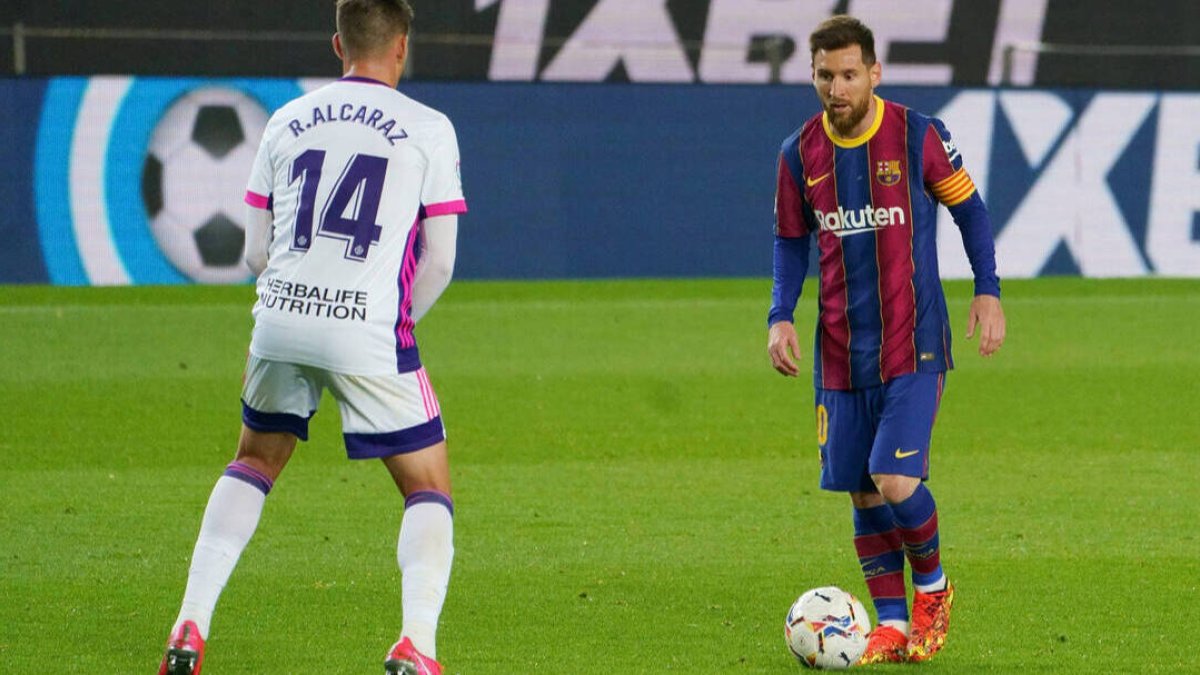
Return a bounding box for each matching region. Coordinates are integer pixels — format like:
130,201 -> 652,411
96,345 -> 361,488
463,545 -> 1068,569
290,149 -> 388,262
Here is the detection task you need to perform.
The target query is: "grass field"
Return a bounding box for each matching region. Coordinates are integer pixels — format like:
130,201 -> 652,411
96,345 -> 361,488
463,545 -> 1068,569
1,277 -> 1198,673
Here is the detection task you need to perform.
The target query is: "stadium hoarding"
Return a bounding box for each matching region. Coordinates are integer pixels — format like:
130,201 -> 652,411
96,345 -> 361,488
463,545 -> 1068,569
5,1 -> 1199,90
1,76 -> 1198,285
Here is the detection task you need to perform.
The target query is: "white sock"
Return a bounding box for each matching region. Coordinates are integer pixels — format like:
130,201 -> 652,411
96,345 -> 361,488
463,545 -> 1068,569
914,574 -> 947,594
174,473 -> 268,639
397,501 -> 455,658
882,619 -> 910,634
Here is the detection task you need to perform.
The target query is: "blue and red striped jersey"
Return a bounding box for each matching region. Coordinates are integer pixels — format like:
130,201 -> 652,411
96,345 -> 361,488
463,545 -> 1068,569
771,96 -> 998,390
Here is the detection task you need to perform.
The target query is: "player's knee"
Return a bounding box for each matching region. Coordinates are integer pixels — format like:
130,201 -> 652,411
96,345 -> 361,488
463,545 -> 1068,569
235,427 -> 296,479
849,491 -> 886,509
871,474 -> 919,504
381,441 -> 451,495
397,464 -> 446,489
231,451 -> 288,481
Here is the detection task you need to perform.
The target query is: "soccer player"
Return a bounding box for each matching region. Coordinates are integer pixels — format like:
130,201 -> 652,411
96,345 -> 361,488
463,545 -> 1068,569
156,2 -> 465,674
766,15 -> 1006,665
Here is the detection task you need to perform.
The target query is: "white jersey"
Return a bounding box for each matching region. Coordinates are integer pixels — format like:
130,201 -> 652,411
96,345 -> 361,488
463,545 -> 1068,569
243,77 -> 466,375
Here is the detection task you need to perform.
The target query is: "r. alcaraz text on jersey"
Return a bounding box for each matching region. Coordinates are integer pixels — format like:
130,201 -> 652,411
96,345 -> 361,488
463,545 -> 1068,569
285,102 -> 410,145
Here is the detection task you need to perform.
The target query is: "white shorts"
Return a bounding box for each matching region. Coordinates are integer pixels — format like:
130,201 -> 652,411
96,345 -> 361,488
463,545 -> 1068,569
241,355 -> 445,459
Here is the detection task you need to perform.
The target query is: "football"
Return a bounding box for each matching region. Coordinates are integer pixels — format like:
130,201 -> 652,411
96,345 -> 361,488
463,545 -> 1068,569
784,586 -> 871,669
141,86 -> 268,283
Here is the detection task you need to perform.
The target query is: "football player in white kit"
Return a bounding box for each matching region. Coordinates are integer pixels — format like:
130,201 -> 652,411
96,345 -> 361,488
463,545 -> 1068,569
158,2 -> 463,674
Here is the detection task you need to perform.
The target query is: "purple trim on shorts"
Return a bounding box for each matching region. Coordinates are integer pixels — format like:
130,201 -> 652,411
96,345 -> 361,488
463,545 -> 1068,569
241,400 -> 312,441
223,461 -> 274,495
404,489 -> 454,516
343,416 -> 444,460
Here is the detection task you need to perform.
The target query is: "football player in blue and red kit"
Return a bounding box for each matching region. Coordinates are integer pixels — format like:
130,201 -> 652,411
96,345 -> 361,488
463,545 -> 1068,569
767,15 -> 1006,665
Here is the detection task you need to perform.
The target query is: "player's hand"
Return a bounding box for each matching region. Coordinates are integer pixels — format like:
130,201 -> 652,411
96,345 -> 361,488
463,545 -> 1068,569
966,294 -> 1006,357
768,321 -> 802,377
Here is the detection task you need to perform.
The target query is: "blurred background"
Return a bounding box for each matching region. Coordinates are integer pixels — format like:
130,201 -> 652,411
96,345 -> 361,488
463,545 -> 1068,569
1,0 -> 1198,285
2,4 -> 1198,672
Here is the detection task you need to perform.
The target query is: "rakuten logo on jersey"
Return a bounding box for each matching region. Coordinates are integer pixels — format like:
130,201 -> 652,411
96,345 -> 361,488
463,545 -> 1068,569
815,206 -> 906,238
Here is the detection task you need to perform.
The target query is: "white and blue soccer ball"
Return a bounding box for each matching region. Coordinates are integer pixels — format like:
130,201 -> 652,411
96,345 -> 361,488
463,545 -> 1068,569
784,586 -> 871,669
142,87 -> 267,283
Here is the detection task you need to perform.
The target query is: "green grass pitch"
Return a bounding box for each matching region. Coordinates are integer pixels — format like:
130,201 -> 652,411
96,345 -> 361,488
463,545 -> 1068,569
1,277 -> 1197,673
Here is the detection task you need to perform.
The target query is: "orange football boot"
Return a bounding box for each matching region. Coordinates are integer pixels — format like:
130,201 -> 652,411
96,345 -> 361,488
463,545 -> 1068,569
857,624 -> 908,665
908,581 -> 955,662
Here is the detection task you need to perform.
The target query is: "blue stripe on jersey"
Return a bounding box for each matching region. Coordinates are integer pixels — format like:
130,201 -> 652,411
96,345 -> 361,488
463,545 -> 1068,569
833,144 -> 884,388
780,129 -> 805,196
811,320 -> 824,386
905,112 -> 954,372
780,129 -> 821,243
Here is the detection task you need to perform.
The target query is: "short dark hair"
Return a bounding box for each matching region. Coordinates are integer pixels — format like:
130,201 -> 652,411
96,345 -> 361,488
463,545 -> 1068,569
809,15 -> 876,65
336,0 -> 414,58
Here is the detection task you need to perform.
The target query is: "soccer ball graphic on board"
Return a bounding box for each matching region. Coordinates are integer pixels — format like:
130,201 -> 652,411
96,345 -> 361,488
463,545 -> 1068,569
784,586 -> 871,669
142,87 -> 267,283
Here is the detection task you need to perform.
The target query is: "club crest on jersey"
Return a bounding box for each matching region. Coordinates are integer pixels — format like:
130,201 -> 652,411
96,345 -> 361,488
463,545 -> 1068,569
875,159 -> 902,187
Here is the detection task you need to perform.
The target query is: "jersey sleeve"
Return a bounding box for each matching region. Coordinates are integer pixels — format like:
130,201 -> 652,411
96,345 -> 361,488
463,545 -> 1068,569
769,137 -> 813,326
768,235 -> 811,326
924,118 -> 1001,297
923,118 -> 977,208
244,127 -> 274,211
774,144 -> 810,238
421,118 -> 468,219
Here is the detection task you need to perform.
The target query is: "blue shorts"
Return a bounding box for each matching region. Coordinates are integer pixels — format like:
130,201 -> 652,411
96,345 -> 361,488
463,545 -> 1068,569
815,372 -> 945,493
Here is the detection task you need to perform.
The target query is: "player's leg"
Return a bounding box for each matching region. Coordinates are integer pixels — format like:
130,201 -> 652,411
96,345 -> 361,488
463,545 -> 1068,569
160,358 -> 318,674
849,488 -> 909,630
328,367 -> 452,673
815,388 -> 908,664
383,440 -> 453,671
170,428 -> 296,635
869,372 -> 952,661
870,372 -> 947,591
849,489 -> 910,664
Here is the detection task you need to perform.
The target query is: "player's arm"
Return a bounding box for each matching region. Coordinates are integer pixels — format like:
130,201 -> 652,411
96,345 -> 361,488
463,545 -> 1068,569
242,127 -> 276,278
924,121 -> 1006,356
410,116 -> 466,323
243,202 -> 272,277
768,147 -> 812,377
769,236 -> 810,376
409,215 -> 457,323
944,194 -> 1005,357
